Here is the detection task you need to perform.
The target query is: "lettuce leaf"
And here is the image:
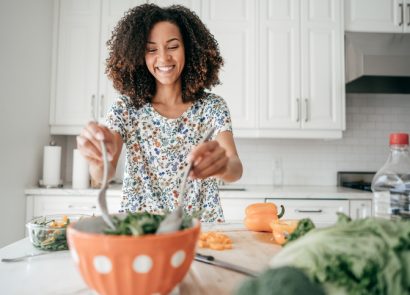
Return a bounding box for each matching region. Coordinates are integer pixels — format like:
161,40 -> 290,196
270,216 -> 410,295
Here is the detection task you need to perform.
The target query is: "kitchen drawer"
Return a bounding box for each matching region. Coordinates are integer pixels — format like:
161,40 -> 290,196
30,196 -> 122,219
220,197 -> 265,222
265,199 -> 349,227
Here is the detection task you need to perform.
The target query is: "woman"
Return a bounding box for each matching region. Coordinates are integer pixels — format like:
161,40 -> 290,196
77,4 -> 242,222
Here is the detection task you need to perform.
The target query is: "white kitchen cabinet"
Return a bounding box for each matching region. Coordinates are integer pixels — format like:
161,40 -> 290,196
201,0 -> 258,130
26,195 -> 122,222
266,199 -> 349,227
220,197 -> 265,222
202,0 -> 344,139
345,0 -> 410,33
259,0 -> 344,137
349,199 -> 372,219
50,0 -> 203,135
50,0 -> 145,135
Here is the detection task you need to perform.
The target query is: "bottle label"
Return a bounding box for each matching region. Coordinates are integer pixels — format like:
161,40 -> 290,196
373,191 -> 391,219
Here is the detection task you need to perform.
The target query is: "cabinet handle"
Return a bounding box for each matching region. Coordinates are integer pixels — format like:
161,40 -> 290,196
91,94 -> 96,121
68,204 -> 97,210
407,3 -> 410,26
100,94 -> 105,118
304,98 -> 309,122
295,209 -> 322,213
399,3 -> 404,26
296,98 -> 300,122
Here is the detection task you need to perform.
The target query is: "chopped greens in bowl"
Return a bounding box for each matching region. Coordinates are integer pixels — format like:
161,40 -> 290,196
26,214 -> 89,251
103,212 -> 196,236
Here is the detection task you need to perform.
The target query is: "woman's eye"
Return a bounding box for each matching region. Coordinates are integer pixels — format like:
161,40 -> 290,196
168,46 -> 178,50
147,48 -> 157,53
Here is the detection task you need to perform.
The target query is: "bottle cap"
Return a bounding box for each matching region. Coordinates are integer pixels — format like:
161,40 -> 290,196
389,133 -> 409,145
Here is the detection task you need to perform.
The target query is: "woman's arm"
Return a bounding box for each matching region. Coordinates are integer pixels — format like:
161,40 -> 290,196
189,131 -> 243,183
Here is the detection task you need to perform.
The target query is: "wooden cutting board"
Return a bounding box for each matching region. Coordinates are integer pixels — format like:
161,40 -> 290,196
179,228 -> 282,295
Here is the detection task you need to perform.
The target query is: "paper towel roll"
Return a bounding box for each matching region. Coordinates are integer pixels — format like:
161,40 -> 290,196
43,145 -> 61,187
72,149 -> 90,189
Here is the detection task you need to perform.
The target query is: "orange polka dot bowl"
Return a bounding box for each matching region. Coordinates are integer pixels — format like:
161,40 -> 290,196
67,215 -> 200,295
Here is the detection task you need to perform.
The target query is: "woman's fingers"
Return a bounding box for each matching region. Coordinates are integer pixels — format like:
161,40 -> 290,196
189,141 -> 219,165
77,122 -> 115,164
189,141 -> 229,179
192,146 -> 226,173
191,153 -> 229,179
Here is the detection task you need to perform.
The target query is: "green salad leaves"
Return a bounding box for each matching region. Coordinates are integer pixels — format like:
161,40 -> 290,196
269,214 -> 410,295
103,212 -> 194,236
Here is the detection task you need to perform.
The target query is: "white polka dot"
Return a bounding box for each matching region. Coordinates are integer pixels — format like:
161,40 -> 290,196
93,256 -> 112,274
132,255 -> 153,273
171,250 -> 186,268
70,247 -> 79,264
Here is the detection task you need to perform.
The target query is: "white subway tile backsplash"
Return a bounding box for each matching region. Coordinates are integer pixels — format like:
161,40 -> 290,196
235,94 -> 410,186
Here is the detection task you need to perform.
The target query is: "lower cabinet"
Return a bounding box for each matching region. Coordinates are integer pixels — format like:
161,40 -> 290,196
266,199 -> 349,228
26,194 -> 373,228
26,195 -> 122,222
220,197 -> 265,223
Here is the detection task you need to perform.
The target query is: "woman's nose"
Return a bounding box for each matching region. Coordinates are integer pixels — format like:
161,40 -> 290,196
158,48 -> 171,61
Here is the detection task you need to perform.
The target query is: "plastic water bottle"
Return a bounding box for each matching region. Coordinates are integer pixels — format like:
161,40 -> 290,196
371,133 -> 410,220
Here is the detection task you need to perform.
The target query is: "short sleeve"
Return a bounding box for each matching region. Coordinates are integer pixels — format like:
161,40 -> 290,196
207,94 -> 233,137
105,95 -> 130,143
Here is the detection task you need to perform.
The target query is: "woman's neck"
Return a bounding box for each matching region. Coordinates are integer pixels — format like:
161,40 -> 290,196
152,81 -> 183,106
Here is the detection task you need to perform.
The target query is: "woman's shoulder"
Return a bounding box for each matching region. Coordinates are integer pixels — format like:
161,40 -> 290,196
201,92 -> 228,108
112,95 -> 133,109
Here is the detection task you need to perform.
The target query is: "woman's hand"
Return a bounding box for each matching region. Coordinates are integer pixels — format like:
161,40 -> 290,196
76,122 -> 118,165
76,122 -> 123,182
188,140 -> 229,179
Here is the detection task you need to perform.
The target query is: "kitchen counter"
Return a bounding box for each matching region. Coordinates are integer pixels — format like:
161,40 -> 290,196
0,224 -> 280,295
25,184 -> 372,200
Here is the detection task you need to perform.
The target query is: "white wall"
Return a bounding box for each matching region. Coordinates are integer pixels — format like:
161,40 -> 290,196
0,0 -> 53,247
236,93 -> 410,186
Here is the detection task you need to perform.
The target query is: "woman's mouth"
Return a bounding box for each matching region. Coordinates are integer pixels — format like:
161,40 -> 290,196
156,65 -> 175,73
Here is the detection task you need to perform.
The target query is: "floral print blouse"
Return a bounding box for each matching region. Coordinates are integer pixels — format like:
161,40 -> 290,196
105,93 -> 233,222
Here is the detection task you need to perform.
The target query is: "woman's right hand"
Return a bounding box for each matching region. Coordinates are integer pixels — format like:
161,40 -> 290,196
76,121 -> 120,167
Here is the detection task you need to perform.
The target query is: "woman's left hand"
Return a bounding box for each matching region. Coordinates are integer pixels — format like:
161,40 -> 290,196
188,140 -> 229,179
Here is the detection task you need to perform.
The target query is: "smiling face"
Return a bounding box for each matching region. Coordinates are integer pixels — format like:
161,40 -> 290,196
145,21 -> 185,88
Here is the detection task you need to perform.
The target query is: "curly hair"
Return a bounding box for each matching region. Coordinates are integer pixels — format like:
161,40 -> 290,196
106,4 -> 224,109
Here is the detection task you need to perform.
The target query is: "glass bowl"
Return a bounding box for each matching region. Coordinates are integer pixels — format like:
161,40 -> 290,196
270,219 -> 299,245
26,214 -> 89,251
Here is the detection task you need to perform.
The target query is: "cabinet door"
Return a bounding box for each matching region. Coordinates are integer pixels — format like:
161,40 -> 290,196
51,0 -> 100,127
266,199 -> 349,227
300,0 -> 343,130
98,0 -> 146,123
259,0 -> 301,129
220,197 -> 264,222
32,196 -> 121,217
350,200 -> 372,219
405,0 -> 410,32
201,0 -> 257,130
345,0 -> 403,33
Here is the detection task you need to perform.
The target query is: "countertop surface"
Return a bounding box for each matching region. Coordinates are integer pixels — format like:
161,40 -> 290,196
0,224 -> 280,295
25,184 -> 372,200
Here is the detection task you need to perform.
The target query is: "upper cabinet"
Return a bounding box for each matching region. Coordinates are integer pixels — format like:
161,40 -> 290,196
50,0 -> 145,134
201,0 -> 258,130
203,0 -> 344,138
258,0 -> 344,138
345,0 -> 410,33
50,0 -> 345,138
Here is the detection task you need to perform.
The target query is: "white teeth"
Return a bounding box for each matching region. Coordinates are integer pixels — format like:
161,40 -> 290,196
156,66 -> 174,73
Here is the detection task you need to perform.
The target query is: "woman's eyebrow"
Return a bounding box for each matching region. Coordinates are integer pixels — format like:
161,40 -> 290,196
146,38 -> 180,44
